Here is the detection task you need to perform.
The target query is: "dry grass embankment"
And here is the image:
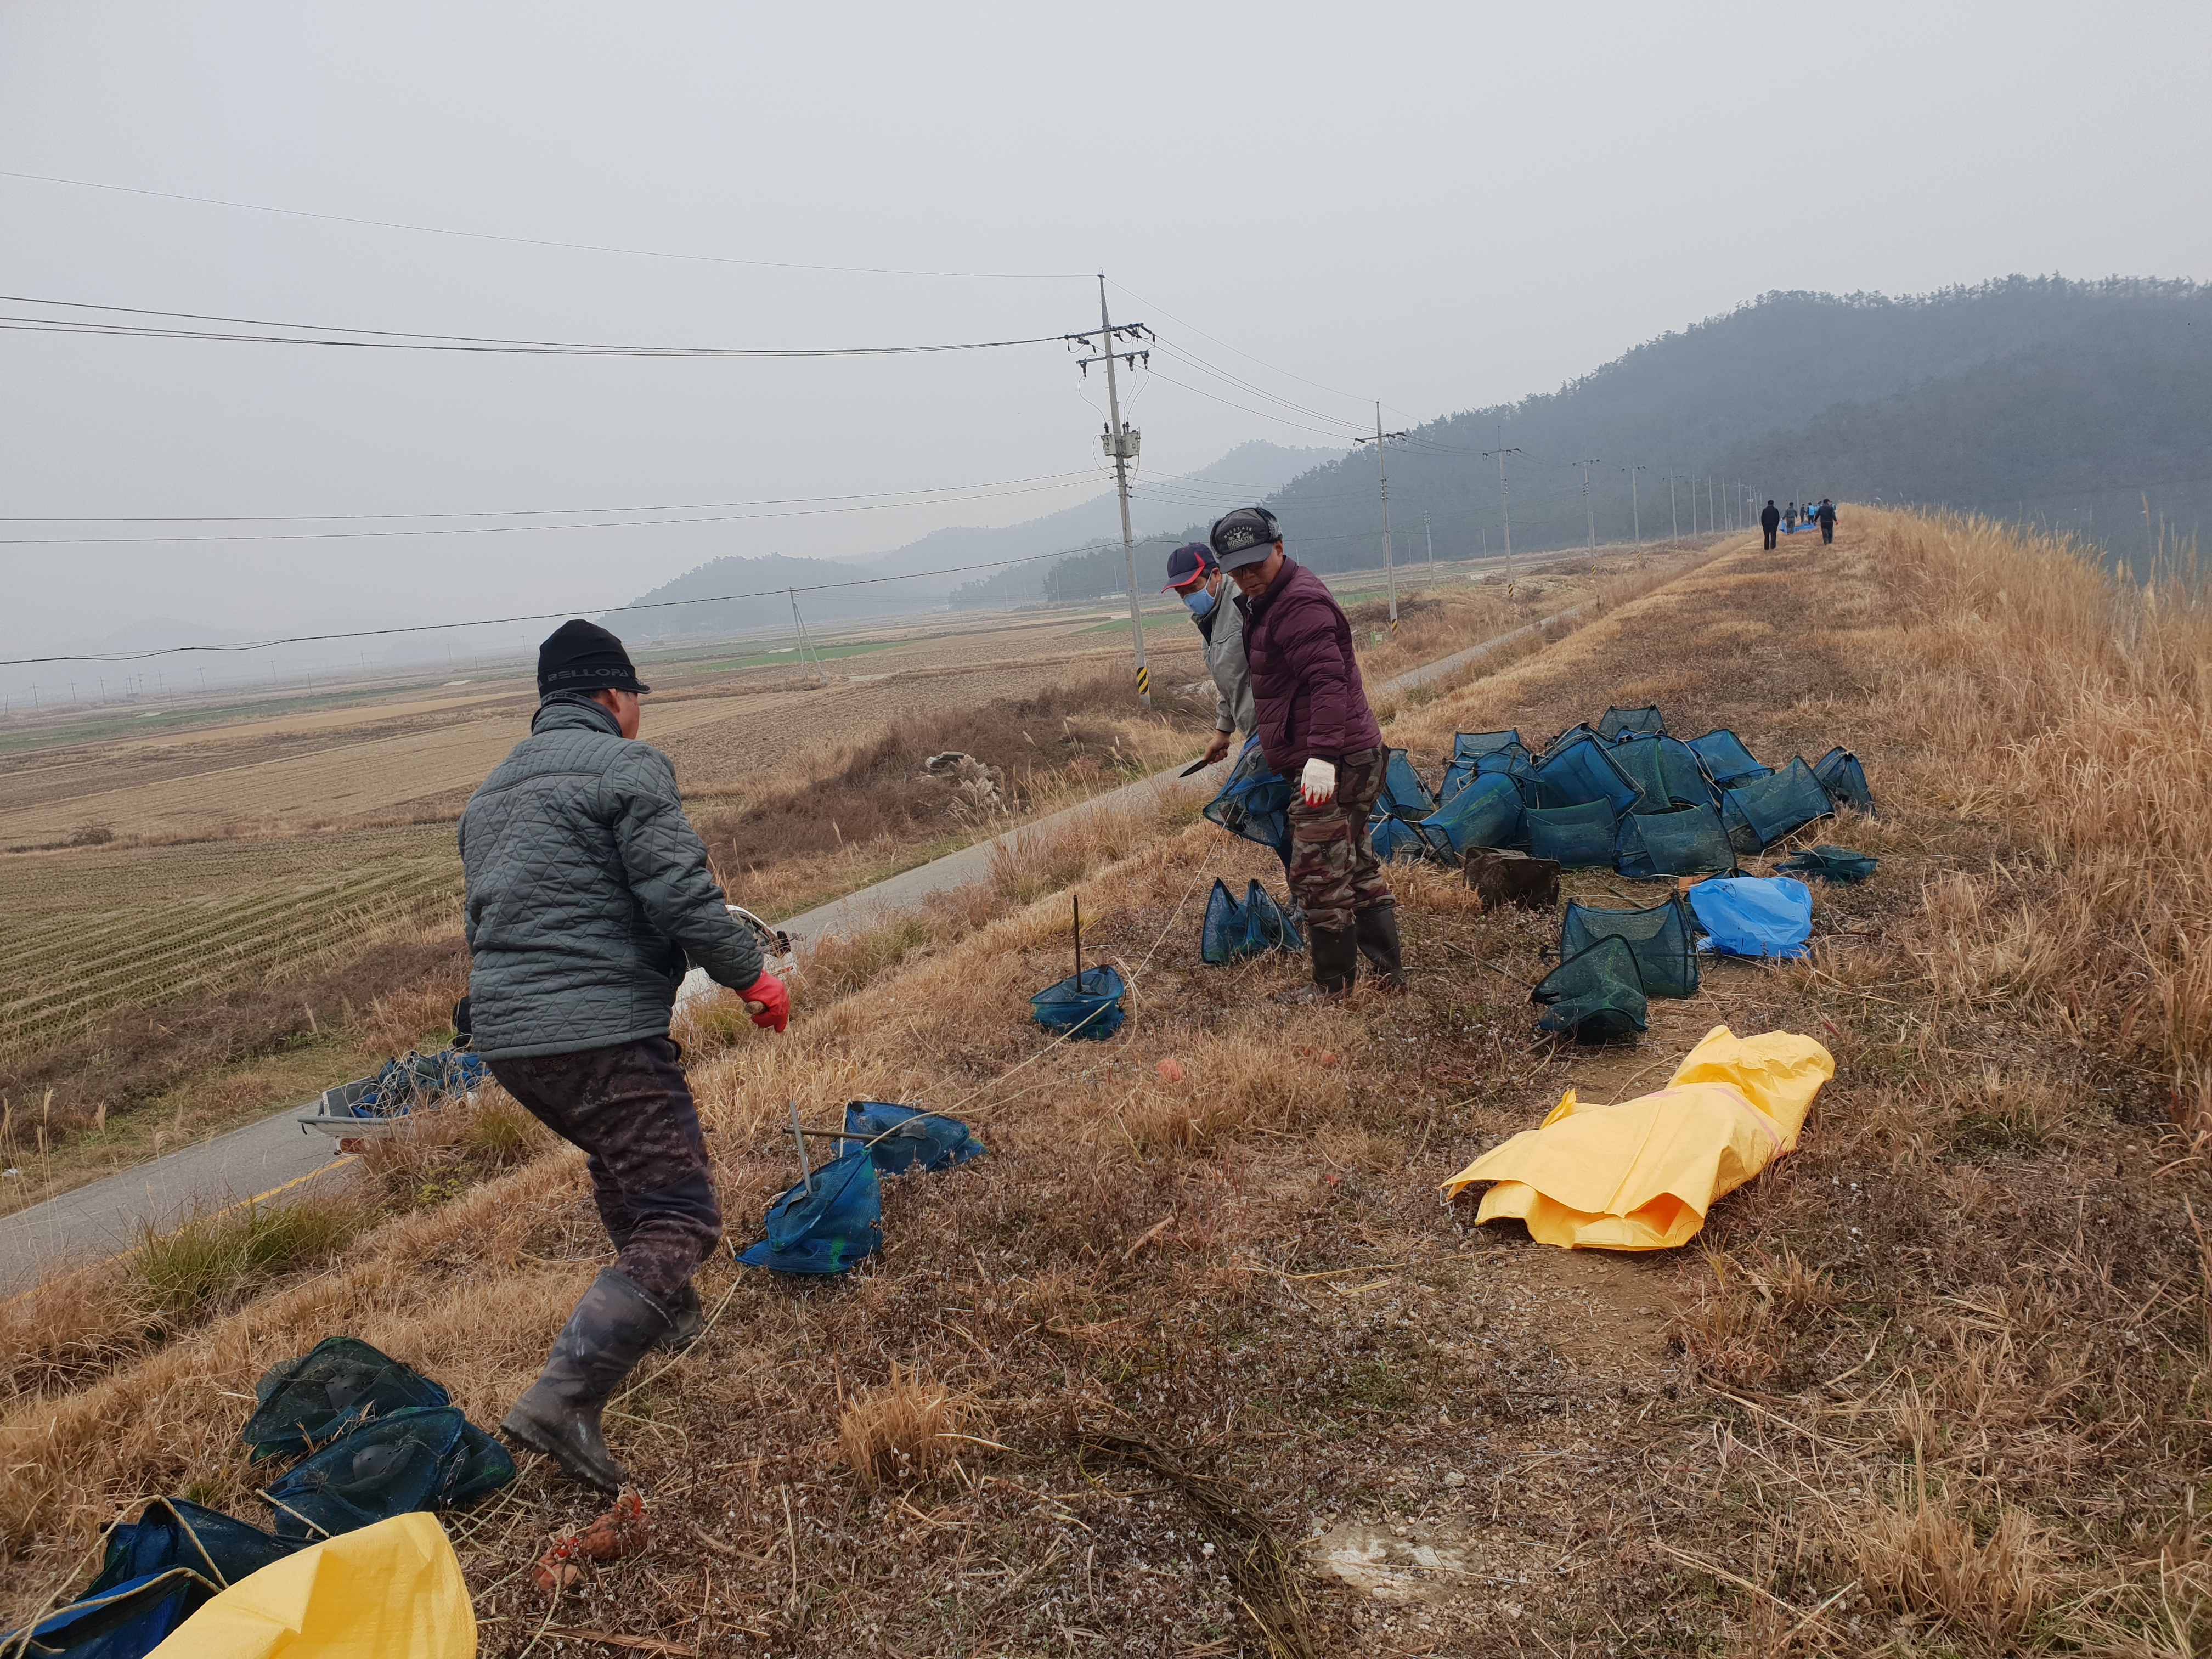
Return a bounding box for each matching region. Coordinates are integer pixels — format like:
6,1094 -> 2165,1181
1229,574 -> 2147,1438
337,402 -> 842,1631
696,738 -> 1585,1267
18,515 -> 2199,1652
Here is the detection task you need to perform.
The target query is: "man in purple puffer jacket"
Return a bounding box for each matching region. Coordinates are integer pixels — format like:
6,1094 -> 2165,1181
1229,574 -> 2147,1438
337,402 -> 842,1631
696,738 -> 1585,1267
1211,507 -> 1403,995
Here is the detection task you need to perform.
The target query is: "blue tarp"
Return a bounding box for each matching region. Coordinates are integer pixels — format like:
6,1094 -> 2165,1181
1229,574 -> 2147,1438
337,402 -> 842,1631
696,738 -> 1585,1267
1689,876 -> 1815,958
741,1146 -> 883,1274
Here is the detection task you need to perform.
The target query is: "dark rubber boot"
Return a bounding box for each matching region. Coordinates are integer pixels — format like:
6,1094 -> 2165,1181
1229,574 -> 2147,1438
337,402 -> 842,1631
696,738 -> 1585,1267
659,1281 -> 703,1353
1284,926 -> 1357,1000
501,1268 -> 670,1493
1354,904 -> 1406,991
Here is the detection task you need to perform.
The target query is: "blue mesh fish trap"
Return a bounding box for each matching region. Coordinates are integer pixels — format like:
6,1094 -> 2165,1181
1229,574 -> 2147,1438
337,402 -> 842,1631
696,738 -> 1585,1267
1596,704 -> 1667,741
1369,813 -> 1430,864
1202,737 -> 1295,856
1533,735 -> 1644,815
843,1101 -> 986,1175
1720,756 -> 1833,852
1378,749 -> 1437,818
1439,731 -> 1531,805
1200,878 -> 1305,962
1613,803 -> 1736,880
1561,894 -> 1700,998
1,1569 -> 216,1659
1685,729 -> 1771,789
258,1406 -> 493,1542
741,1146 -> 883,1275
1419,771 -> 1525,855
1542,722 -> 1604,757
1533,934 -> 1649,1042
1813,746 -> 1876,815
244,1336 -> 450,1463
1031,964 -> 1127,1041
1525,800 -> 1618,868
1775,844 -> 1878,884
88,1499 -> 293,1598
339,1048 -> 487,1120
1610,736 -> 1715,810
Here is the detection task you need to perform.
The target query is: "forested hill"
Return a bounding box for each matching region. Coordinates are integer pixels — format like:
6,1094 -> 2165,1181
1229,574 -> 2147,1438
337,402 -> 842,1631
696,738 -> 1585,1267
957,275 -> 2208,606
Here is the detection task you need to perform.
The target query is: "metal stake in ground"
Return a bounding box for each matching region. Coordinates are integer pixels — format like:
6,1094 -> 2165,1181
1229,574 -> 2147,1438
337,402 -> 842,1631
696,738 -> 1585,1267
1073,893 -> 1082,986
789,1099 -> 814,1195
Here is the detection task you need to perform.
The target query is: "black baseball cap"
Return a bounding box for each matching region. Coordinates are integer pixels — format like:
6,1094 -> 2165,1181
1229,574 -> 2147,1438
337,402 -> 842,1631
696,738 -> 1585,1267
1161,543 -> 1216,592
1209,506 -> 1283,571
538,619 -> 651,697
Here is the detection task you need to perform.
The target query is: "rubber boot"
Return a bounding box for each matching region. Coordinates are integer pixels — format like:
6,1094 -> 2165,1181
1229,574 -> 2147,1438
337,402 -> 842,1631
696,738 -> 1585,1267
605,1230 -> 701,1353
1354,904 -> 1406,992
1278,926 -> 1358,1001
501,1268 -> 670,1493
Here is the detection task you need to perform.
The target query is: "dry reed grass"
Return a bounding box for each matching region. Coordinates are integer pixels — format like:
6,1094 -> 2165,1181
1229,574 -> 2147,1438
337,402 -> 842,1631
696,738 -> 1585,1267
836,1363 -> 981,1489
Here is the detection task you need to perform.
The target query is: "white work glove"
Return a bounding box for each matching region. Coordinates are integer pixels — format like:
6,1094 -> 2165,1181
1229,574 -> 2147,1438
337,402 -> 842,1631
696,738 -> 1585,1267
1300,758 -> 1338,806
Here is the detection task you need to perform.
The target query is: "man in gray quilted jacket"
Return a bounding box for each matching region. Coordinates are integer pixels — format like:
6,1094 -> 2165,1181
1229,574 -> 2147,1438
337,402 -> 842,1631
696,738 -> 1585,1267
461,618 -> 789,1492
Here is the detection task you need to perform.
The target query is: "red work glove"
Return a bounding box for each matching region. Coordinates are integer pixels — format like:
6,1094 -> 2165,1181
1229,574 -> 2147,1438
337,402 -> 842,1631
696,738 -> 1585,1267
741,970 -> 789,1033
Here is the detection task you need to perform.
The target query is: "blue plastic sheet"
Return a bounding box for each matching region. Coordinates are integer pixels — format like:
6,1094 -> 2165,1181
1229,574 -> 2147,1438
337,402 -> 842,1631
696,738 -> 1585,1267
1689,876 -> 1815,958
741,1146 -> 883,1274
842,1102 -> 986,1175
1202,738 -> 1295,855
1031,964 -> 1127,1041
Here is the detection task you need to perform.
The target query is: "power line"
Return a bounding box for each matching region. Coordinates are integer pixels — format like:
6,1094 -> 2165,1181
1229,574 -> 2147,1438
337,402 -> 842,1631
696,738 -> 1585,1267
0,294 -> 1063,358
0,167 -> 1089,281
0,476 -> 1106,546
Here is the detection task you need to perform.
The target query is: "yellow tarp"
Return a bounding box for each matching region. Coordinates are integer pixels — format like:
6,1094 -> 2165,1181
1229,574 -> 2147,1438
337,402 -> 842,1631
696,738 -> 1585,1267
1440,1025 -> 1833,1250
147,1513 -> 475,1659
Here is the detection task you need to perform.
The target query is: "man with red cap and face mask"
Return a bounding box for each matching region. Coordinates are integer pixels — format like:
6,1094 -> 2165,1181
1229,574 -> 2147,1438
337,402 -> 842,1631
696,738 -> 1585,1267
1162,541 -> 1255,766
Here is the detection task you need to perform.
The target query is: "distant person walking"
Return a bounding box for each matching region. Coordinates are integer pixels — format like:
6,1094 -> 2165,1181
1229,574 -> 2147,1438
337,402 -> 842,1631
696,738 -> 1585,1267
462,619 -> 790,1492
1785,501 -> 1800,531
1816,498 -> 1838,545
1210,506 -> 1401,996
1161,541 -> 1254,766
1760,499 -> 1781,550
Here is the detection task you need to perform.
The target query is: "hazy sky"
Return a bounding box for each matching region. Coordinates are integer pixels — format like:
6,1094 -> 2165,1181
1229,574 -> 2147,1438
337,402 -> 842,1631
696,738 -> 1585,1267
3,1 -> 2208,664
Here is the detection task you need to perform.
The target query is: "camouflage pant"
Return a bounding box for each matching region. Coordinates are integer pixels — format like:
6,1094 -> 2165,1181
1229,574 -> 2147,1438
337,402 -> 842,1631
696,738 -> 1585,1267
1285,746 -> 1393,934
489,1035 -> 720,1305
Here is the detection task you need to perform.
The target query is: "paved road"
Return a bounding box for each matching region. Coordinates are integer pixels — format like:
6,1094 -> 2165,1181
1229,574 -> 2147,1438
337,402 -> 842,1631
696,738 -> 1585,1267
0,595 -> 1593,1292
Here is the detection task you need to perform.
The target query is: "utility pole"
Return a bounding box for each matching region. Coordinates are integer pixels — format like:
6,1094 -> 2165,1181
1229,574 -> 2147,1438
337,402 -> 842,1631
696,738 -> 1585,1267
1484,444 -> 1522,588
1423,511 -> 1435,588
1065,276 -> 1154,707
1669,472 -> 1679,544
1357,403 -> 1409,634
1627,465 -> 1643,549
1577,459 -> 1601,553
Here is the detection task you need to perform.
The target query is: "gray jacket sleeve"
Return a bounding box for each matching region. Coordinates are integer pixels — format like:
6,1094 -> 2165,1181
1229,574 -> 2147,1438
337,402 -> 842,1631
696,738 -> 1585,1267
607,748 -> 766,991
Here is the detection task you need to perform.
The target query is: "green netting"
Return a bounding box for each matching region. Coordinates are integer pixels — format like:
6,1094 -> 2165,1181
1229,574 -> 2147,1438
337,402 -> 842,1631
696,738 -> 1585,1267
258,1406 -> 508,1542
1379,749 -> 1436,818
1419,771 -> 1525,854
1441,742 -> 1533,805
1814,746 -> 1876,815
1526,800 -> 1618,868
1614,804 -> 1736,879
1561,895 -> 1700,997
1533,735 -> 1643,814
1532,934 -> 1648,1042
1200,878 -> 1305,962
1719,755 -> 1833,852
1542,723 -> 1603,757
1203,737 -> 1295,855
1685,729 -> 1771,789
244,1337 -> 449,1463
1596,704 -> 1667,740
1609,736 -> 1714,810
1775,844 -> 1878,884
